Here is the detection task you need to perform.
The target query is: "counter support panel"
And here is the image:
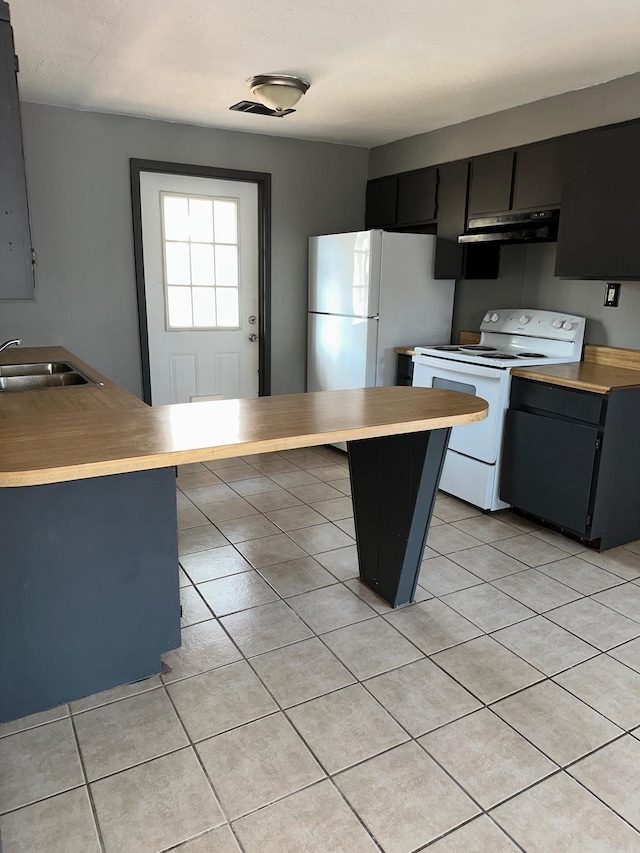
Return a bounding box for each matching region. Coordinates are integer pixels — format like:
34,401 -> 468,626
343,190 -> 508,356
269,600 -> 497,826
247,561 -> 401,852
0,468 -> 180,723
348,428 -> 451,607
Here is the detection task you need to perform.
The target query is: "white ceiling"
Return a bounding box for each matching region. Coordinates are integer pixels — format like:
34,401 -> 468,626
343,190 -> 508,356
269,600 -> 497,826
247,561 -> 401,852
11,0 -> 640,148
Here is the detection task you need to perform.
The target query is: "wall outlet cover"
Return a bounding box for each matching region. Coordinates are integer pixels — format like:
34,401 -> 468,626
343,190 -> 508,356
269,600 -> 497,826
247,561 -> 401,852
604,282 -> 620,307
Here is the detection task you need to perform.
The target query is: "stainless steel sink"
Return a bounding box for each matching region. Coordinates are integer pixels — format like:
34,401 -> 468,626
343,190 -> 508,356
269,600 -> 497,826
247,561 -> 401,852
0,361 -> 97,391
0,362 -> 74,377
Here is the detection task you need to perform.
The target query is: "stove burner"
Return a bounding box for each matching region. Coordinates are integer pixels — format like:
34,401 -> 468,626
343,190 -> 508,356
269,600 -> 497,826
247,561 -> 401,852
484,353 -> 518,360
516,352 -> 546,359
458,345 -> 497,353
432,345 -> 461,351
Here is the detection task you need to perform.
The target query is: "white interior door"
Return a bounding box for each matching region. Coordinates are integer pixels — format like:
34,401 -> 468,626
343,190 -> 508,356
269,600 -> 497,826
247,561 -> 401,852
140,172 -> 259,405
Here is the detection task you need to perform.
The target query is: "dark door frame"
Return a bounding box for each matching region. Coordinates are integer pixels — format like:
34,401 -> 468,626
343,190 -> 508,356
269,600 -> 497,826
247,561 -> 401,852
130,159 -> 272,404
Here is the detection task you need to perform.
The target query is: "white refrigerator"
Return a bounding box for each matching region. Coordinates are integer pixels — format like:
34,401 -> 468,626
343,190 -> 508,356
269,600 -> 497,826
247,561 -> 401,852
307,230 -> 455,395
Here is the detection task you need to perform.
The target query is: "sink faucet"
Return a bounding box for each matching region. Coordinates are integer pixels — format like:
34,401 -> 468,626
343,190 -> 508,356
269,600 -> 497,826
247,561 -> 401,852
0,338 -> 22,352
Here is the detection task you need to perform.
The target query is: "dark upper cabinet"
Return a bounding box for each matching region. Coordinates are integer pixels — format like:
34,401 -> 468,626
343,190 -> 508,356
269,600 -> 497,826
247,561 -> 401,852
365,176 -> 398,228
0,2 -> 34,300
396,168 -> 437,225
512,140 -> 564,211
434,161 -> 467,279
434,160 -> 500,280
467,151 -> 515,217
555,122 -> 640,280
468,141 -> 563,219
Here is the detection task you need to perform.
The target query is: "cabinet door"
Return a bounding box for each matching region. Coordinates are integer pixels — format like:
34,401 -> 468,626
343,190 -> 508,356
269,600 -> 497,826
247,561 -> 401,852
501,409 -> 599,534
434,161 -> 467,279
0,8 -> 34,300
396,168 -> 437,225
512,140 -> 563,211
467,151 -> 514,217
434,160 -> 501,280
365,176 -> 398,228
555,123 -> 640,279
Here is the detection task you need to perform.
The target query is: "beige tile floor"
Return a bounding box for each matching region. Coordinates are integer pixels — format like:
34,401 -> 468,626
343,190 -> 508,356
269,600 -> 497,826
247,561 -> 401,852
2,444 -> 640,852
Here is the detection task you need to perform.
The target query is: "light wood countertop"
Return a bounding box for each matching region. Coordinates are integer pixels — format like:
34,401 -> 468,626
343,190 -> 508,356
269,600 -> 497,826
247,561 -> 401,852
0,348 -> 487,487
512,345 -> 640,394
511,362 -> 640,394
0,347 -> 145,419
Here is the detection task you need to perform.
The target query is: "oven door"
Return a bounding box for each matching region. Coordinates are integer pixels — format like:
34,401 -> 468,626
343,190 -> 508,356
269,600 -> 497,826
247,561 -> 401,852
412,356 -> 507,463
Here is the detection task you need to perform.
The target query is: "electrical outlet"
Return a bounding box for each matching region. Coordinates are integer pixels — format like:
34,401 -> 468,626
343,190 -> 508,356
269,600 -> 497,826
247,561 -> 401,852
604,282 -> 620,307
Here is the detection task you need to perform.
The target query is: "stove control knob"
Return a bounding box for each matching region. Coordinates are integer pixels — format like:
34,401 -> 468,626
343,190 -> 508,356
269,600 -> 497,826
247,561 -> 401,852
562,320 -> 574,331
491,312 -> 499,323
483,312 -> 492,323
518,314 -> 531,324
552,319 -> 563,329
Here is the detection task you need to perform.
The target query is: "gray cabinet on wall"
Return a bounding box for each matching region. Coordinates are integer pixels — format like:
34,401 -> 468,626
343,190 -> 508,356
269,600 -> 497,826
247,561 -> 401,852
0,1 -> 34,301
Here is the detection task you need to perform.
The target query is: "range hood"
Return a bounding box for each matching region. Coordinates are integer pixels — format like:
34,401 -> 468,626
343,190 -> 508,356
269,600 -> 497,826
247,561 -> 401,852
459,209 -> 559,244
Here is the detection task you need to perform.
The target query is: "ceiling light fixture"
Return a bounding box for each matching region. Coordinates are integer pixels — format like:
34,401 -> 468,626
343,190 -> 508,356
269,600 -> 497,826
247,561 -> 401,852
247,74 -> 310,114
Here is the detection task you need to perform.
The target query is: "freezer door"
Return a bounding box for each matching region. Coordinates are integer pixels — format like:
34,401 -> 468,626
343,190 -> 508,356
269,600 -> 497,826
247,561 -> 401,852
308,231 -> 382,317
307,314 -> 379,391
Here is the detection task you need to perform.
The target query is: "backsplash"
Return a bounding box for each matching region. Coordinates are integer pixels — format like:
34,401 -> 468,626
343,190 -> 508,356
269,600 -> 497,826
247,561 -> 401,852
452,243 -> 640,349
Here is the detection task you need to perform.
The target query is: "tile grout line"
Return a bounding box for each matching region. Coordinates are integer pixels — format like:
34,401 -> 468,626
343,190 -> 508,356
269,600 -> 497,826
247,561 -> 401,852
159,677 -> 245,852
67,711 -> 107,853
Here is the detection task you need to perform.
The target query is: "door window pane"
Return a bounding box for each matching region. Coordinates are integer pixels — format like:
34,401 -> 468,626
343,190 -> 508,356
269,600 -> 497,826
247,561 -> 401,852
165,242 -> 191,285
213,200 -> 237,243
216,288 -> 240,327
214,245 -> 238,287
167,286 -> 193,327
193,288 -> 217,327
161,192 -> 240,330
189,198 -> 214,242
163,197 -> 190,241
190,243 -> 215,286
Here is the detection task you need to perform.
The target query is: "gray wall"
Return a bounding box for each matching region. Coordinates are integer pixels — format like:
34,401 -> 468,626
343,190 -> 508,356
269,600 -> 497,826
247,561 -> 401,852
453,244 -> 640,350
1,103 -> 367,397
369,71 -> 640,177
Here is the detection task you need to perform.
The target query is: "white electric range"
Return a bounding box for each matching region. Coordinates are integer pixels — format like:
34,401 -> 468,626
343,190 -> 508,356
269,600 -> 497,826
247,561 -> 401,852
412,308 -> 586,511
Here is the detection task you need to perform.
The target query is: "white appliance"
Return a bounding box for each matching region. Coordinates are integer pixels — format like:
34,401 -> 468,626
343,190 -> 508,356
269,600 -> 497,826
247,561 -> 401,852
412,309 -> 586,511
307,230 -> 455,396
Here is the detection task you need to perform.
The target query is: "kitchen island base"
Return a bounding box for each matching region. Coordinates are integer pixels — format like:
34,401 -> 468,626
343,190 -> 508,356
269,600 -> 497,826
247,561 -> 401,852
0,377 -> 487,722
0,467 -> 180,723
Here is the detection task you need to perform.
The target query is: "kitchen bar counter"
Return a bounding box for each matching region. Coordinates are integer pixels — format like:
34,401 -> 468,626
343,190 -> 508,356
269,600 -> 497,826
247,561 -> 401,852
0,380 -> 486,488
1,347 -> 487,722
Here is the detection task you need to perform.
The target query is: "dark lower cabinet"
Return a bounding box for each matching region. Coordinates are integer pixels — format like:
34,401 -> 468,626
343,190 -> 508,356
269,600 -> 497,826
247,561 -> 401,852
396,352 -> 414,386
501,377 -> 640,550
